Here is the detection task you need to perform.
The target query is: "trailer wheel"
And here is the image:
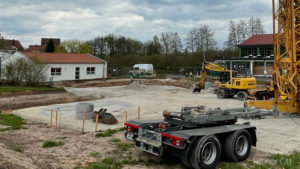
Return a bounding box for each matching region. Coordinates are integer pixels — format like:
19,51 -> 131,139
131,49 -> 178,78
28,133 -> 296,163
224,130 -> 252,162
237,91 -> 248,101
217,90 -> 225,99
190,135 -> 221,169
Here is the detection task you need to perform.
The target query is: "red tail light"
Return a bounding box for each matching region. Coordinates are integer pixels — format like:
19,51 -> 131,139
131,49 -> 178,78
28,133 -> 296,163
124,123 -> 139,132
161,133 -> 182,147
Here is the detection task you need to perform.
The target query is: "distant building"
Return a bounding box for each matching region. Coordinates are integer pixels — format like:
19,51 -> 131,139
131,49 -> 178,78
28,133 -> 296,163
41,38 -> 61,46
28,44 -> 47,53
2,52 -> 107,81
2,39 -> 25,51
215,34 -> 274,77
27,38 -> 60,52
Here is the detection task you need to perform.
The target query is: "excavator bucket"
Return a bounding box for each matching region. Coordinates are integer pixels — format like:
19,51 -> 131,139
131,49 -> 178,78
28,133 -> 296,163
92,108 -> 118,125
192,83 -> 204,93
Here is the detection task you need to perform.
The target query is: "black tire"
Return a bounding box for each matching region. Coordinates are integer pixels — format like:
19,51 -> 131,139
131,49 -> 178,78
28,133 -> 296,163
237,91 -> 248,101
227,94 -> 234,98
217,89 -> 225,99
224,130 -> 252,162
190,135 -> 221,169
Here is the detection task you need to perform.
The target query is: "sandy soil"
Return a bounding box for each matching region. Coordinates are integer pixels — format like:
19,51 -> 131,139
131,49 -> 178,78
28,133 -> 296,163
0,91 -> 95,110
57,78 -> 191,89
10,83 -> 300,155
12,84 -> 243,132
0,122 -> 270,169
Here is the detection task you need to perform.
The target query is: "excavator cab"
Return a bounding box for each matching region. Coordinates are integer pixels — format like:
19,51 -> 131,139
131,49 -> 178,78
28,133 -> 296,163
219,72 -> 230,84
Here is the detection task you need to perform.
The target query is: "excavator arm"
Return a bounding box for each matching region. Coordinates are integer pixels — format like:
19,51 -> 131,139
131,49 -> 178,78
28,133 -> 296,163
193,62 -> 228,93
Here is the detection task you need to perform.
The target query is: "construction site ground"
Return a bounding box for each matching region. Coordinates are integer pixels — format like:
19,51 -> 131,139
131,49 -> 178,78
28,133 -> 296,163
0,78 -> 299,169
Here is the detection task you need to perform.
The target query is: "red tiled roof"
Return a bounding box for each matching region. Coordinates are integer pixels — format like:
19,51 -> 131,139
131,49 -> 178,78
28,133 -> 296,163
239,34 -> 273,46
3,39 -> 25,51
23,52 -> 105,64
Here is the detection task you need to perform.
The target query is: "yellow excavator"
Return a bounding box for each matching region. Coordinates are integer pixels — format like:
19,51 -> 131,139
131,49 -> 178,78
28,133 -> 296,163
193,62 -> 257,100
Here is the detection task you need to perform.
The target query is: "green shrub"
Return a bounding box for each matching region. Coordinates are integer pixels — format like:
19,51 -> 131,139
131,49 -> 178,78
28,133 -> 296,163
95,128 -> 124,138
42,141 -> 64,148
0,114 -> 25,131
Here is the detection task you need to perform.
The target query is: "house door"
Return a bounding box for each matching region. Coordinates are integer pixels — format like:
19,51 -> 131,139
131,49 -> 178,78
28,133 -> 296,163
75,67 -> 80,80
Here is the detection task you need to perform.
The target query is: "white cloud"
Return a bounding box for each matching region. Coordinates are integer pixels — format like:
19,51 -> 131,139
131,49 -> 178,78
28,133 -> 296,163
0,0 -> 273,48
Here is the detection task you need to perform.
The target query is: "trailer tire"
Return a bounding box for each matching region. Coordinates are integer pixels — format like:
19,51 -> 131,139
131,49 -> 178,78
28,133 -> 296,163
190,135 -> 221,169
217,89 -> 225,99
237,91 -> 248,101
224,129 -> 252,162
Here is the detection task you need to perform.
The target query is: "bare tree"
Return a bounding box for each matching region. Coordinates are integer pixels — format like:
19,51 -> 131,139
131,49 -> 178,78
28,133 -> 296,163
248,16 -> 265,36
186,25 -> 217,53
1,57 -> 47,85
186,28 -> 197,53
171,32 -> 183,54
237,20 -> 248,43
160,32 -> 173,55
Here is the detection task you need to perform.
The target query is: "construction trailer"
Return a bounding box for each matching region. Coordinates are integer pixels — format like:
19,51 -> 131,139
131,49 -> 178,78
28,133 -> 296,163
125,106 -> 272,169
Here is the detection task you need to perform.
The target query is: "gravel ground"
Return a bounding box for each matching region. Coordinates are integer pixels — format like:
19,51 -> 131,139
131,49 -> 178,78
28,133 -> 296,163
11,84 -> 300,155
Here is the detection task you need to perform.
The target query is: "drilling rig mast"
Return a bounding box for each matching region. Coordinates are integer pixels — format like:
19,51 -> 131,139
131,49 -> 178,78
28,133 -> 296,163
248,0 -> 300,113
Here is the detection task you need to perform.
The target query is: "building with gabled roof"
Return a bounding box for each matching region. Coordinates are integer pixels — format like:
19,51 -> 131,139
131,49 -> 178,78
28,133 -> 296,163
215,34 -> 274,77
1,51 -> 107,82
2,39 -> 25,51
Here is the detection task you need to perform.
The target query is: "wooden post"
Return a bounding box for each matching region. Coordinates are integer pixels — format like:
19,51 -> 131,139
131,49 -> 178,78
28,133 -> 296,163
95,114 -> 99,132
55,109 -> 58,128
124,111 -> 128,123
50,109 -> 53,128
138,106 -> 140,120
82,110 -> 86,134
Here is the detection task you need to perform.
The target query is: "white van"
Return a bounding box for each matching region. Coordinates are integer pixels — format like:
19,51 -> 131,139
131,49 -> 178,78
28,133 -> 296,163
129,64 -> 154,75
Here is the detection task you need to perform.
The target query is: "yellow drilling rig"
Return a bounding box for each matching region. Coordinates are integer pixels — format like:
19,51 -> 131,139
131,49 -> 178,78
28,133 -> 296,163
248,0 -> 300,113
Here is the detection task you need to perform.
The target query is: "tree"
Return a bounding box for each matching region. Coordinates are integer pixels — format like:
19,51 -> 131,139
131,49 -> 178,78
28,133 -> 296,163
45,39 -> 55,53
185,25 -> 217,53
225,20 -> 239,49
61,40 -> 91,54
54,45 -> 67,53
160,32 -> 183,55
171,32 -> 183,54
237,20 -> 248,43
1,57 -> 47,85
248,16 -> 265,36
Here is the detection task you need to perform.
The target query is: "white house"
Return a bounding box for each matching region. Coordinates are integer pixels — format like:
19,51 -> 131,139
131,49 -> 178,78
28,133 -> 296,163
1,51 -> 107,82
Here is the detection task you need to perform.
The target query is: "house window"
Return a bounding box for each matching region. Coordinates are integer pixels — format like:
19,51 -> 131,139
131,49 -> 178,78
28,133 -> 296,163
51,68 -> 61,76
87,67 -> 95,75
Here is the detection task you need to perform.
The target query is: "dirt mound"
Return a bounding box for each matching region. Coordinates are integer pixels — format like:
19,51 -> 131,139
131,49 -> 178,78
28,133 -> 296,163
140,79 -> 191,89
57,78 -> 191,89
0,91 -> 95,110
123,80 -> 145,89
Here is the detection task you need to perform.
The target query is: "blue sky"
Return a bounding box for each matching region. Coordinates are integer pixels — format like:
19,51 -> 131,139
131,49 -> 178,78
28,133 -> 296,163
0,0 -> 273,48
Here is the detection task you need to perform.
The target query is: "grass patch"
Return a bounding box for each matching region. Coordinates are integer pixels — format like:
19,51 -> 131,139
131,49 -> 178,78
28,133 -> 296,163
85,158 -> 123,169
89,152 -> 100,158
95,128 -> 124,138
84,157 -> 161,169
272,151 -> 300,169
109,138 -> 121,143
13,146 -> 23,152
0,113 -> 25,131
42,140 -> 64,148
219,151 -> 300,169
0,85 -> 64,93
116,142 -> 134,152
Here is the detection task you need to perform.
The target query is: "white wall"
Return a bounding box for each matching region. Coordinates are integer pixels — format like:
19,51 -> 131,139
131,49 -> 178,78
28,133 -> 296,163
46,63 -> 106,82
0,51 -> 107,82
